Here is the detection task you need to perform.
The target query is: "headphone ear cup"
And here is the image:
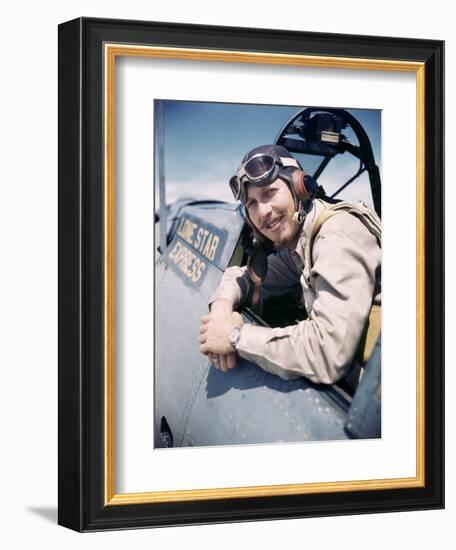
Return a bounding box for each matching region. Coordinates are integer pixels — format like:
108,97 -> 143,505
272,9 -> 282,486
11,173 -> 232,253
292,170 -> 310,202
292,170 -> 317,202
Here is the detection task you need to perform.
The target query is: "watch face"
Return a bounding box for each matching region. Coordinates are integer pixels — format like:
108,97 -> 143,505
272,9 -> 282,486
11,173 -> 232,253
230,326 -> 241,349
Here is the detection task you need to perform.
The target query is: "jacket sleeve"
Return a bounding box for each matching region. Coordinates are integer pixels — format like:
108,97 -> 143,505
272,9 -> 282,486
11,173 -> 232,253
208,266 -> 252,309
208,249 -> 302,309
235,215 -> 381,384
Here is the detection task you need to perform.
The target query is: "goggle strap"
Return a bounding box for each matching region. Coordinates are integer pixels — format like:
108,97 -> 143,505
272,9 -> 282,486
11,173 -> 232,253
279,157 -> 300,168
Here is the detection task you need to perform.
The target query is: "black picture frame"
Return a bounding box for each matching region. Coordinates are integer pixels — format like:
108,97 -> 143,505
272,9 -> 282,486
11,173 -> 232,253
58,17 -> 444,532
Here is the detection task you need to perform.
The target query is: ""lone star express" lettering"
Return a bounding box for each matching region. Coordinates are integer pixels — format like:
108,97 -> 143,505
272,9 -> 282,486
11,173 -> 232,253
176,218 -> 220,261
167,218 -> 222,284
168,241 -> 206,283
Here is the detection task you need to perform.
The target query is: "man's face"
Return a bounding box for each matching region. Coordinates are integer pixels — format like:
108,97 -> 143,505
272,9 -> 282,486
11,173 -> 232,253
245,178 -> 301,249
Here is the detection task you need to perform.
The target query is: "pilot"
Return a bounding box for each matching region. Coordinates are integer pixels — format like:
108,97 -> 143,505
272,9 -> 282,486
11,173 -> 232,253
199,144 -> 381,384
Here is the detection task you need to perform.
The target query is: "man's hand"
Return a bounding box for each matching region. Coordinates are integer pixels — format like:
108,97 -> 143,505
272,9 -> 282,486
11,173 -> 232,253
199,311 -> 244,356
207,351 -> 238,373
199,300 -> 242,372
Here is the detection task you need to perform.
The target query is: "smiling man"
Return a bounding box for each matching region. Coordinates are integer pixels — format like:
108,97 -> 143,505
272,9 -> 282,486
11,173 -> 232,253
199,145 -> 381,384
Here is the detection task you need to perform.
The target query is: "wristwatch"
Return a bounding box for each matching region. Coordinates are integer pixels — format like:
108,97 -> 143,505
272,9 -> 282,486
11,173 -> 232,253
229,326 -> 242,350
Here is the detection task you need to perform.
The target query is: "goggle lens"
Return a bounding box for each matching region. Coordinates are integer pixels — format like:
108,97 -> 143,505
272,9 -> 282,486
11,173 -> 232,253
229,175 -> 242,200
244,155 -> 275,180
230,153 -> 299,202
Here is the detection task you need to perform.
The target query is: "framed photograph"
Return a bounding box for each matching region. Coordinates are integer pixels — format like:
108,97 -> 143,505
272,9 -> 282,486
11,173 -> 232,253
58,17 -> 444,531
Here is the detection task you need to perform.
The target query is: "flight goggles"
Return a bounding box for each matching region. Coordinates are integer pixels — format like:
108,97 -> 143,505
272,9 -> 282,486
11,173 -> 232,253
229,153 -> 300,202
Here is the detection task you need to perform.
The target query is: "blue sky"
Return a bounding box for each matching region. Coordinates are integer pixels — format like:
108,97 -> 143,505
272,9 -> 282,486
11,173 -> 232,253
156,100 -> 381,209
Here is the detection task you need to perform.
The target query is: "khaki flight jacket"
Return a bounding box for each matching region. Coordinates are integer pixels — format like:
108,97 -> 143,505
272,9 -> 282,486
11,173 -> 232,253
209,199 -> 382,385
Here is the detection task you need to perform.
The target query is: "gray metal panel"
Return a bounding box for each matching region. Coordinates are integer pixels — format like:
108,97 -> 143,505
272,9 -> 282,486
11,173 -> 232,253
155,200 -> 356,449
182,358 -> 348,447
155,258 -> 212,446
155,203 -> 245,446
344,338 -> 381,439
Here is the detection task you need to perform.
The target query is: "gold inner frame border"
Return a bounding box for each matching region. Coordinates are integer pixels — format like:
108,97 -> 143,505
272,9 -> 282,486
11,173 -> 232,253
103,44 -> 426,505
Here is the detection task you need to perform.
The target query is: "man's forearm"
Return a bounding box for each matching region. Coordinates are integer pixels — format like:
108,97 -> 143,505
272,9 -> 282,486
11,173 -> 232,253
208,266 -> 250,310
210,298 -> 233,316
